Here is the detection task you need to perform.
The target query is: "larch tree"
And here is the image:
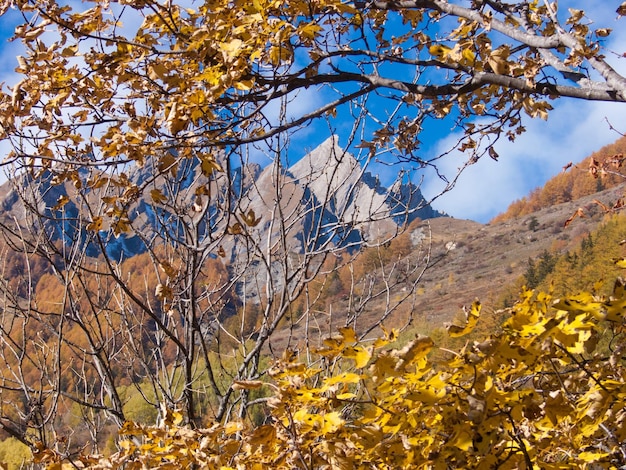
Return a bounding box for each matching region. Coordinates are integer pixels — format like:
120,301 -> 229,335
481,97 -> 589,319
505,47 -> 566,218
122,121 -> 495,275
0,0 -> 625,461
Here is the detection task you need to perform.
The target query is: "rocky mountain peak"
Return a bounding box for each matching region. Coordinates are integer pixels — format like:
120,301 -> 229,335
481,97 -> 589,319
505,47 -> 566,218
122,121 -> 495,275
0,139 -> 443,261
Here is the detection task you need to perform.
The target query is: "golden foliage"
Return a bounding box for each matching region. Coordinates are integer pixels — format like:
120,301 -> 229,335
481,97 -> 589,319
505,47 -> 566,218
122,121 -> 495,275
41,281 -> 626,469
3,0 -> 626,464
3,0 -> 624,225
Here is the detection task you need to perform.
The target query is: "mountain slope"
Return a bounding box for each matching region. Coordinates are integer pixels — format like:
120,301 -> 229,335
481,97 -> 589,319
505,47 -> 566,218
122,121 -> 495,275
377,183 -> 624,332
398,134 -> 626,329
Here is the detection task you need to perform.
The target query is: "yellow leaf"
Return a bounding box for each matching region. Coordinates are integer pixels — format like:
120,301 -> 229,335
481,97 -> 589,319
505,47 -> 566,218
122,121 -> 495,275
220,39 -> 244,58
567,8 -> 584,24
407,384 -> 445,404
373,325 -> 397,349
451,428 -> 473,451
151,188 -> 168,204
148,62 -> 168,81
159,261 -> 178,278
578,451 -> 610,462
321,411 -> 344,434
200,153 -> 223,176
113,217 -> 131,237
613,257 -> 626,268
461,47 -> 476,64
322,336 -> 344,350
118,439 -> 136,451
391,335 -> 434,368
322,372 -> 362,388
194,66 -> 222,85
298,23 -> 323,40
241,209 -> 261,227
194,185 -> 210,197
232,380 -> 264,390
293,408 -> 319,431
234,79 -> 254,91
15,55 -> 28,72
165,101 -> 187,134
553,327 -> 589,354
228,222 -> 244,235
429,44 -> 452,58
224,421 -> 244,435
578,388 -> 611,432
61,44 -> 78,57
343,346 -> 371,369
90,176 -> 110,189
447,300 -> 481,337
338,326 -> 357,344
119,420 -> 144,434
269,45 -> 292,65
52,195 -> 70,211
171,410 -> 184,425
247,424 -> 276,446
155,283 -> 173,301
487,46 -> 510,74
605,297 -> 626,322
158,152 -> 178,176
553,294 -> 604,320
86,216 -> 103,232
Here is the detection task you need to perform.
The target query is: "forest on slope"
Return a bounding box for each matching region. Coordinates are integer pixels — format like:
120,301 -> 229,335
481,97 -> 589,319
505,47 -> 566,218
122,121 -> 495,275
521,213 -> 626,300
43,180 -> 626,469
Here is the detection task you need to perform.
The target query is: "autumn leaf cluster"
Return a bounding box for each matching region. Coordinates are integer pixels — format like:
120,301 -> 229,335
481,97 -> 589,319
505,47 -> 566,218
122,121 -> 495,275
36,279 -> 626,469
3,0 -> 625,223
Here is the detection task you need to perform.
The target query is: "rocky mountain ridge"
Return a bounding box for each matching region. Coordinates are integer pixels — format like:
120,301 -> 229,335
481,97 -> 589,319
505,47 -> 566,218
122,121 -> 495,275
0,137 -> 442,262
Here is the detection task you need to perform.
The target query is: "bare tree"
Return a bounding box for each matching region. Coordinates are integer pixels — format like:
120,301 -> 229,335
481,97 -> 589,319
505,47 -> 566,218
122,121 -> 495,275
0,116 -> 430,455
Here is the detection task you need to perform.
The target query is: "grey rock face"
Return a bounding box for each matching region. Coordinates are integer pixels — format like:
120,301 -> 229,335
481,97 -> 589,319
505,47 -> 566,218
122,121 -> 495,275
0,138 -> 442,260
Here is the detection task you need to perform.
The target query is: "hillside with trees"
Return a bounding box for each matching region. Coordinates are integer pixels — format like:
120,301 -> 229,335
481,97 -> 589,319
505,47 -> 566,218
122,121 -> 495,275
492,135 -> 626,223
53,280 -> 626,469
522,213 -> 626,298
0,0 -> 626,469
26,208 -> 626,468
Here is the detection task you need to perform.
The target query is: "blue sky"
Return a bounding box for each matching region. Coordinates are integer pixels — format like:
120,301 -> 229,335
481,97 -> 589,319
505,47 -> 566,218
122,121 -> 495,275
0,2 -> 624,223
417,0 -> 626,222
